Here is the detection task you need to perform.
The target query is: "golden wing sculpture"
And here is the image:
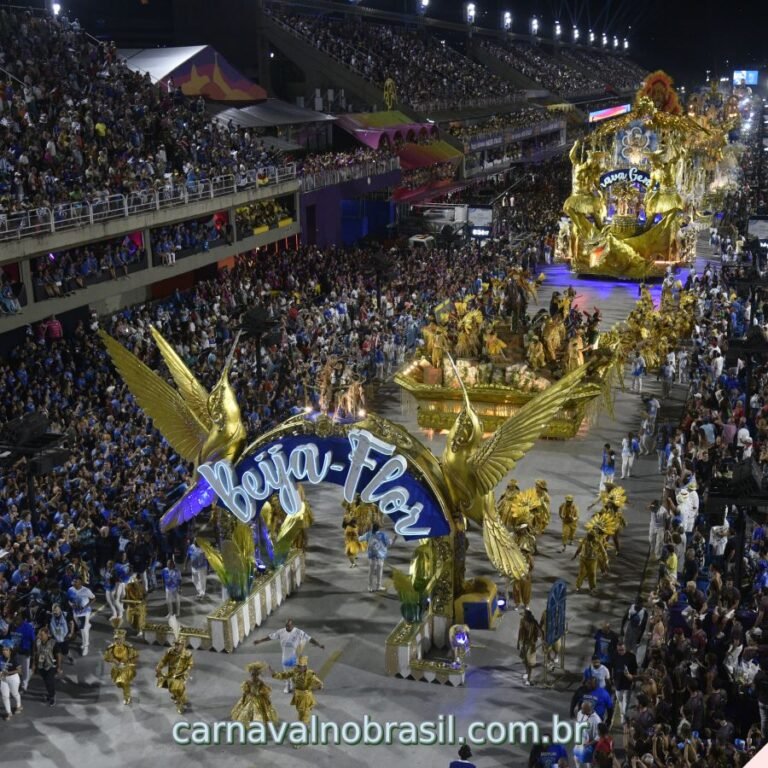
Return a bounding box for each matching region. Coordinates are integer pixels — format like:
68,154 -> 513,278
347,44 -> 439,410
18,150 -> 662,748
99,328 -> 247,531
98,329 -> 210,464
442,357 -> 592,582
467,362 -> 590,497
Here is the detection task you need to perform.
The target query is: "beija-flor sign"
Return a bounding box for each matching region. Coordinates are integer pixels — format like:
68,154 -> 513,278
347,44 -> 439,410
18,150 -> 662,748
197,429 -> 451,539
598,167 -> 652,190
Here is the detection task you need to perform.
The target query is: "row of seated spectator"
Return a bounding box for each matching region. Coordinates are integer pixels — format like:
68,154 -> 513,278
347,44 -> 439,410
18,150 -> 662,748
150,217 -> 228,267
235,200 -> 290,237
400,163 -> 456,191
480,40 -> 606,97
558,48 -> 647,91
32,236 -> 147,301
0,8 -> 284,228
268,9 -> 519,112
448,106 -> 553,143
293,146 -> 393,175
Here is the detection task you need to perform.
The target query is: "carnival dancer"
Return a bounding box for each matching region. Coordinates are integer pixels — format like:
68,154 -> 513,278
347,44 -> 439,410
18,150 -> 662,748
517,608 -> 541,687
573,531 -> 607,595
67,575 -> 95,656
559,495 -> 580,551
342,517 -> 364,567
155,617 -> 193,714
253,619 -> 324,694
187,540 -> 208,599
270,655 -> 323,724
161,559 -> 182,618
103,627 -> 139,705
230,661 -> 279,724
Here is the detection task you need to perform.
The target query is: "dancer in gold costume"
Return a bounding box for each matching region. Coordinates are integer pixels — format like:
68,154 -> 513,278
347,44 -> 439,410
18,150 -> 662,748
124,576 -> 147,637
230,661 -> 279,724
531,479 -> 551,534
155,618 -> 194,714
559,495 -> 580,551
342,517 -> 364,567
573,531 -> 607,594
103,628 -> 139,705
270,656 -> 323,724
517,608 -> 541,686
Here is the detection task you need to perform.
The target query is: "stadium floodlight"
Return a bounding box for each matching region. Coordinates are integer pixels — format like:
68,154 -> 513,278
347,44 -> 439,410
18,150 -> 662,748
52,2 -> 61,14
417,0 -> 429,15
573,26 -> 579,42
465,2 -> 476,24
602,32 -> 608,47
554,20 -> 561,38
613,35 -> 619,49
530,16 -> 539,35
623,38 -> 629,50
589,29 -> 595,44
502,11 -> 512,31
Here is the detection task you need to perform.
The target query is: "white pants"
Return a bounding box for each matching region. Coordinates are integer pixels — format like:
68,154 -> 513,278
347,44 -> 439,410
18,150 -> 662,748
621,454 -> 634,478
0,672 -> 21,715
105,589 -> 123,620
191,567 -> 207,597
166,588 -> 181,616
649,529 -> 665,560
76,613 -> 92,651
631,375 -> 643,392
18,654 -> 31,690
617,688 -> 631,722
368,558 -> 385,591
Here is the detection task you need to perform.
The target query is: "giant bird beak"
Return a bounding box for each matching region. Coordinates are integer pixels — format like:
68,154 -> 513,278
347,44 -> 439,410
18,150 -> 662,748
223,331 -> 243,375
445,351 -> 472,412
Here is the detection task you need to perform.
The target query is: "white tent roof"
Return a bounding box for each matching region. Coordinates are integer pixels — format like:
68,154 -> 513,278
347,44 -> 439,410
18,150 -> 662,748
119,46 -> 208,82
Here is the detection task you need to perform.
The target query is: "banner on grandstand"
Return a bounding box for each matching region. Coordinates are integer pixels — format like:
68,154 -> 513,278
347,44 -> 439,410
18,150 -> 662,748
588,103 -> 632,123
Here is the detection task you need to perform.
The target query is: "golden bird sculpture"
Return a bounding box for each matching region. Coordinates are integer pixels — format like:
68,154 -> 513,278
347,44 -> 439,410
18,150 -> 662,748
440,355 -> 593,582
98,326 -> 247,531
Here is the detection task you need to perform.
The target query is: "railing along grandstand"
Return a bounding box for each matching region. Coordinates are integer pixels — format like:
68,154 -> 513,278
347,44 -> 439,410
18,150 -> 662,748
298,157 -> 401,192
0,164 -> 298,244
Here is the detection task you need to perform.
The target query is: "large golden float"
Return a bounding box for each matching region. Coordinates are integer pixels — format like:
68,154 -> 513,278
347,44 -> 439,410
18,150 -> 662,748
559,72 -> 731,279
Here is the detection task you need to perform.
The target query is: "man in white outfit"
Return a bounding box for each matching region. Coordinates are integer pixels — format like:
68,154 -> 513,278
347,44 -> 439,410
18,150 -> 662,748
67,576 -> 95,656
253,619 -> 324,693
648,500 -> 668,561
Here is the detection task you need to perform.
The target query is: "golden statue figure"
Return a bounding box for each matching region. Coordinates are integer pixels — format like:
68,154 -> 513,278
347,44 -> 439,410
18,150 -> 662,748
231,661 -> 279,724
644,146 -> 684,221
270,655 -> 323,724
103,628 -> 139,705
541,315 -> 565,364
292,485 -> 313,551
440,355 -> 592,584
124,576 -> 147,637
261,492 -> 287,541
558,495 -> 579,551
99,328 -> 247,531
497,478 -> 521,527
156,617 -> 194,714
383,78 -> 397,111
431,326 -> 448,370
563,147 -> 607,241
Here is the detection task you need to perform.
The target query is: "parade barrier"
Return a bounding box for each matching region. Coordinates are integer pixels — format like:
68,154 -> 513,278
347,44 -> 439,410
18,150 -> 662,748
142,552 -> 306,652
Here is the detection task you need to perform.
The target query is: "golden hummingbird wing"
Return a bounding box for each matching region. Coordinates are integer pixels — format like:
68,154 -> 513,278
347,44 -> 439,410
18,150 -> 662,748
98,330 -> 209,464
483,502 -> 528,581
149,326 -> 212,431
468,362 -> 590,496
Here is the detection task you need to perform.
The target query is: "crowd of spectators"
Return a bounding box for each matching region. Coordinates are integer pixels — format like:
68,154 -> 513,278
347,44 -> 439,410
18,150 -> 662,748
235,199 -> 291,235
480,41 -> 606,97
150,217 -> 228,267
268,10 -> 520,112
448,106 -> 552,144
0,7 -> 285,231
295,146 -> 393,176
31,235 -> 146,302
559,49 -> 647,92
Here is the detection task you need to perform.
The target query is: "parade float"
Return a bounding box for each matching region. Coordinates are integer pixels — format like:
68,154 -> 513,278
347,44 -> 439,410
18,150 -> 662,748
557,71 -> 732,280
99,321 -> 618,684
395,279 -> 618,438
